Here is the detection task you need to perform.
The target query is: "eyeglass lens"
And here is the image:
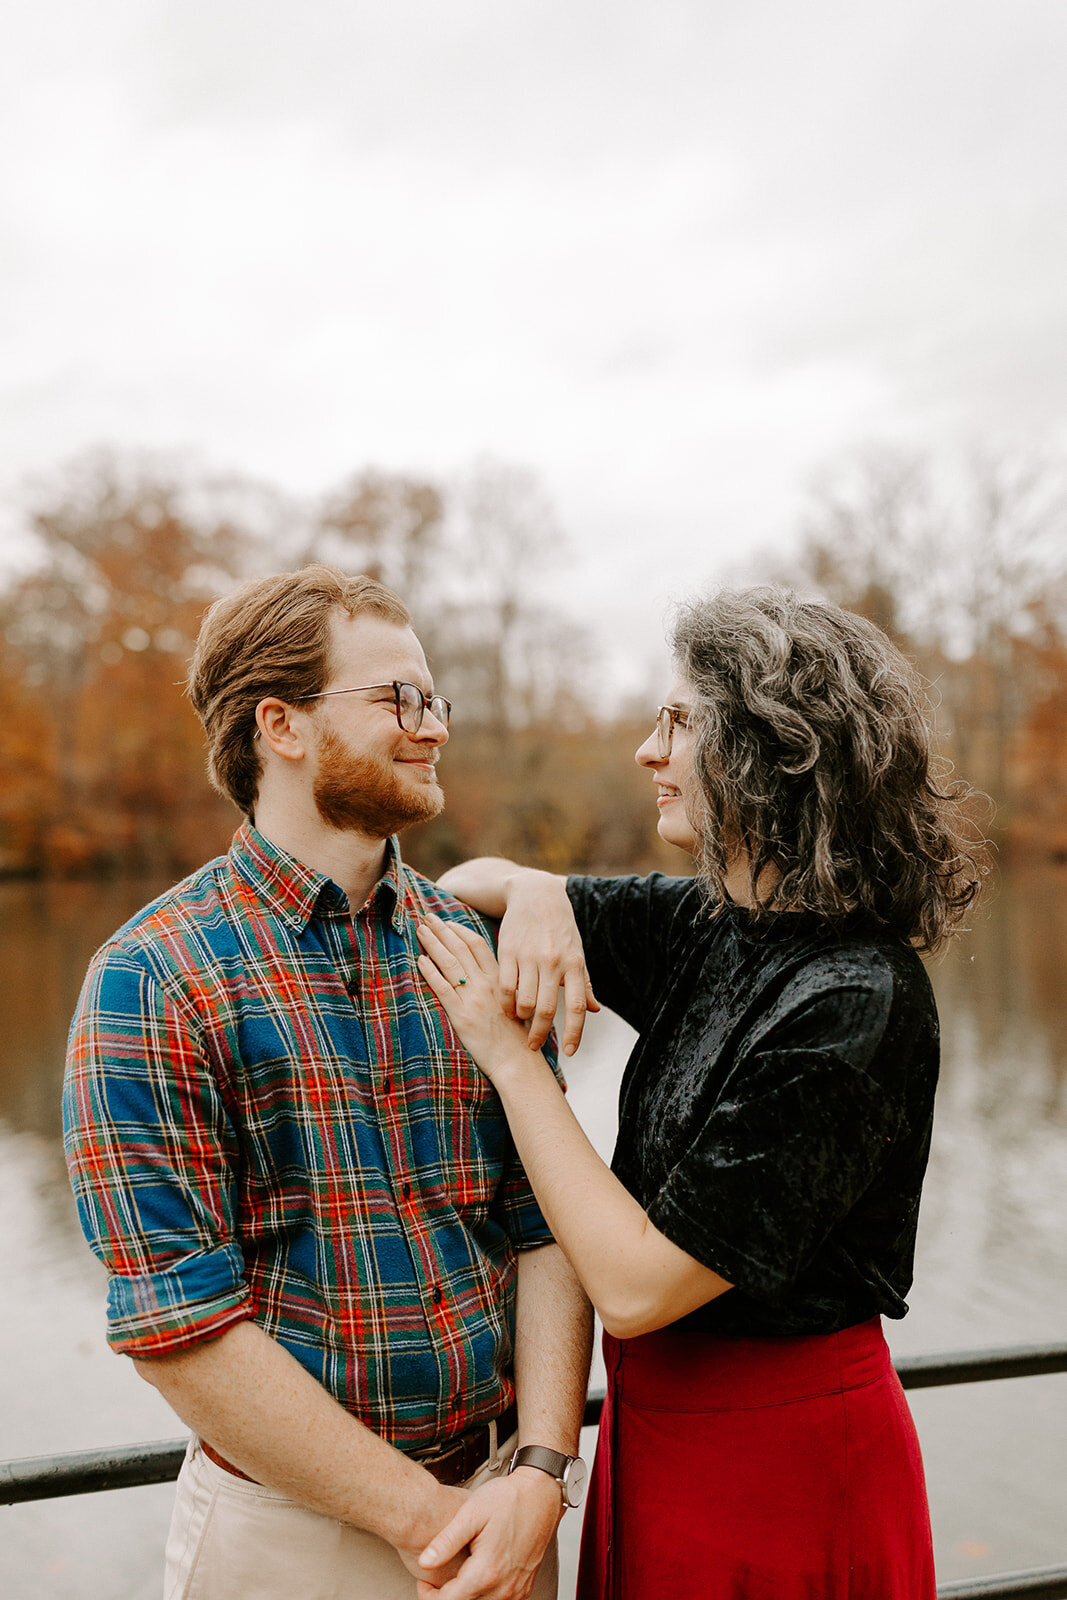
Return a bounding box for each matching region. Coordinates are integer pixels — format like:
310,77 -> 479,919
656,706 -> 674,759
396,682 -> 451,734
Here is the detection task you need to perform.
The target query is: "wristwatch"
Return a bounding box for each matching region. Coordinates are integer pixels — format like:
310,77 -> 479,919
508,1445 -> 588,1508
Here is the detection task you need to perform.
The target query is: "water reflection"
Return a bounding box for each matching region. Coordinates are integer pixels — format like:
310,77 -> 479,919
933,866 -> 1067,1105
914,869 -> 1067,1346
1,869 -> 1066,1597
0,878 -> 171,1133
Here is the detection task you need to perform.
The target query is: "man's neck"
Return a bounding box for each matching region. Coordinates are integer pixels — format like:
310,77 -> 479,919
251,803 -> 391,914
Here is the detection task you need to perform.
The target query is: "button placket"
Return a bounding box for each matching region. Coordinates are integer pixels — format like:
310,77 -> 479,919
361,902 -> 454,1409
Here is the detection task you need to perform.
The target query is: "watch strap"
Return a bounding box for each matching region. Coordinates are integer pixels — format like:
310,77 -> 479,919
509,1445 -> 572,1481
508,1444 -> 587,1508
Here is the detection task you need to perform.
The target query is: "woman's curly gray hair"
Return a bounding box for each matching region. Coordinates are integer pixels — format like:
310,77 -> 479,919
670,587 -> 986,953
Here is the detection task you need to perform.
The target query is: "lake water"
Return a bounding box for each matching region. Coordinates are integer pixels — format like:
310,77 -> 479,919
1,870 -> 1065,1597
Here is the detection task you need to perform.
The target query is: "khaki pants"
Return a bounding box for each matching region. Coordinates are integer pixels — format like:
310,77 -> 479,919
164,1433 -> 559,1600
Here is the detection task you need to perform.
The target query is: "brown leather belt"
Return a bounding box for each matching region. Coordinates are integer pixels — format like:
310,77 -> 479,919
414,1401 -> 518,1486
200,1439 -> 260,1482
199,1401 -> 518,1490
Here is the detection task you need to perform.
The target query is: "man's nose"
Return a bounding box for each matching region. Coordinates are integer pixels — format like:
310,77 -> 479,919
416,710 -> 449,745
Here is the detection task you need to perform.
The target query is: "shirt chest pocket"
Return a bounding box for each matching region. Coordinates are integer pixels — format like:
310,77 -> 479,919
409,1011 -> 508,1212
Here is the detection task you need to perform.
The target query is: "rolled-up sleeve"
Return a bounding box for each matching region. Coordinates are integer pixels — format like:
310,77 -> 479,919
63,946 -> 254,1355
490,1146 -> 557,1251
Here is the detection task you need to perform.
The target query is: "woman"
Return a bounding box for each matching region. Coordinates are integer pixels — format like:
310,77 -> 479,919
415,588 -> 984,1599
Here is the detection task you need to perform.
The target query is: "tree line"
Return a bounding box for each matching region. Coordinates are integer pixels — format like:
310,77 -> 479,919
0,445 -> 1063,883
0,452 -> 672,882
770,447 -> 1067,863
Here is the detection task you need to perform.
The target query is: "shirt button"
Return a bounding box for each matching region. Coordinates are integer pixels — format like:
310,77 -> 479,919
432,1285 -> 443,1305
450,1392 -> 461,1411
402,1182 -> 412,1200
382,1078 -> 392,1095
345,978 -> 358,996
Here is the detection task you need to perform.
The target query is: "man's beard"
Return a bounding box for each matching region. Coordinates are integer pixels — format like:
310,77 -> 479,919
312,727 -> 444,837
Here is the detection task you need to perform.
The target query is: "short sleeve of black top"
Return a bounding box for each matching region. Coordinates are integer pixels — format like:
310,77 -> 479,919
566,872 -> 941,1336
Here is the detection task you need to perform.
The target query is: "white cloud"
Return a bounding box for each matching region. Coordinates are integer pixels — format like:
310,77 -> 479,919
0,0 -> 1064,683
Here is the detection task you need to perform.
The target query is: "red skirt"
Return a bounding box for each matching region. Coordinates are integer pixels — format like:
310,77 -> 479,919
577,1317 -> 935,1600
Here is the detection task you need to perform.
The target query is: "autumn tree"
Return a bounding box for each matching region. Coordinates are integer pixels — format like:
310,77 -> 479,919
773,446 -> 1067,852
289,460 -> 600,876
298,470 -> 447,641
0,452 -> 253,873
299,460 -> 587,729
0,450 -> 665,881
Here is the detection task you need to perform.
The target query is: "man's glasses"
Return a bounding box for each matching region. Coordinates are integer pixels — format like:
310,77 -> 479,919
298,680 -> 451,735
655,705 -> 692,759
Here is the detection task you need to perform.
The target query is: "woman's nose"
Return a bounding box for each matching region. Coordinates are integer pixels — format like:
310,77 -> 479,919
635,731 -> 663,768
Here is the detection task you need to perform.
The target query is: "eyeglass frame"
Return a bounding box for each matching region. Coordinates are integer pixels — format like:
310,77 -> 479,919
253,680 -> 450,742
655,704 -> 692,759
295,680 -> 451,734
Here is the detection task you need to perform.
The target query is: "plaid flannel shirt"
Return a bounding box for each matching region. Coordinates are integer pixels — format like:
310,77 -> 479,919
63,824 -> 557,1451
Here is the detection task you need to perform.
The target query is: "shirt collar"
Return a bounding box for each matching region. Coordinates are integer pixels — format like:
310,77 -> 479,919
231,823 -> 409,935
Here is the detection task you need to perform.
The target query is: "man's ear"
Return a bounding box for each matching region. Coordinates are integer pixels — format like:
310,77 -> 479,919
256,698 -> 310,763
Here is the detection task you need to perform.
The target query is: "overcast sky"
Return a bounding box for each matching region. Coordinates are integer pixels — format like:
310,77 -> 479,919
1,0 -> 1064,688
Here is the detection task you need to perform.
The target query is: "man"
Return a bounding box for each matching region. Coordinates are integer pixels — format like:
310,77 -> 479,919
63,565 -> 592,1600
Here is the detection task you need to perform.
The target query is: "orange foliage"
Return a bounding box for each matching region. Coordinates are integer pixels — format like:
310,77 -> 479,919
1006,629 -> 1067,861
2,447 -> 1065,881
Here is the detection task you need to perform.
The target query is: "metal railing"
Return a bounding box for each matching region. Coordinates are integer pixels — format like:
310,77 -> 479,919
4,1340 -> 1067,1598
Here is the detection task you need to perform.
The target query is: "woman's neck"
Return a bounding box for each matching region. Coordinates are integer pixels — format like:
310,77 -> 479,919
723,854 -> 782,908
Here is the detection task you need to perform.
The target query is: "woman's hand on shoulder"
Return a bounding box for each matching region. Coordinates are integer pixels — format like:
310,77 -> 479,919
496,869 -> 599,1057
416,916 -> 535,1082
436,859 -> 600,1056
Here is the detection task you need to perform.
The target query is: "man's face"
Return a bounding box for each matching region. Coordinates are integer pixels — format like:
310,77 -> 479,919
307,616 -> 447,839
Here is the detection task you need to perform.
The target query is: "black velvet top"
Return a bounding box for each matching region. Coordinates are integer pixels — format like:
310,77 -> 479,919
566,872 -> 940,1337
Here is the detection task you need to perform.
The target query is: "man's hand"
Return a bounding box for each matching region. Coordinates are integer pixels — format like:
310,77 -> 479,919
497,871 -> 599,1056
396,1482 -> 469,1589
415,1468 -> 562,1600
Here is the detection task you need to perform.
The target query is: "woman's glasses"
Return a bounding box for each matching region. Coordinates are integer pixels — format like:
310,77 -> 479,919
655,704 -> 691,759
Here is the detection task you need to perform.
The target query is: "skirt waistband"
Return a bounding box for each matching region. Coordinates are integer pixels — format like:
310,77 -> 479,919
605,1316 -> 892,1411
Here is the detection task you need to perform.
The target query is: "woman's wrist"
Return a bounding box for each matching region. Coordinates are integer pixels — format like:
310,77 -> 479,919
503,867 -> 568,908
484,1039 -> 539,1088
491,1048 -> 561,1105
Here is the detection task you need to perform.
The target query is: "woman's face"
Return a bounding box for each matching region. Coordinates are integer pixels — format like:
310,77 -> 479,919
635,676 -> 701,855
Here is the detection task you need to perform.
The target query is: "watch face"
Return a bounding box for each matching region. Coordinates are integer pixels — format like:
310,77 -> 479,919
563,1455 -> 588,1508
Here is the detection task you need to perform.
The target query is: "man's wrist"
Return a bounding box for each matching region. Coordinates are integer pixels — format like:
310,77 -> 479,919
507,1463 -> 567,1510
386,1470 -> 463,1551
509,1445 -> 588,1509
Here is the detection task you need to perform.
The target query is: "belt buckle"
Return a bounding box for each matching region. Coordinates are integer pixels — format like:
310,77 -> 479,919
418,1435 -> 460,1467
420,1416 -> 498,1477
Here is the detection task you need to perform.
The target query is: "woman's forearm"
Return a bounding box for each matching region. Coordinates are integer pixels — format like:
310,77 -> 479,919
436,857 -> 531,917
437,864 -> 595,1053
493,1050 -> 731,1338
414,913 -> 728,1331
